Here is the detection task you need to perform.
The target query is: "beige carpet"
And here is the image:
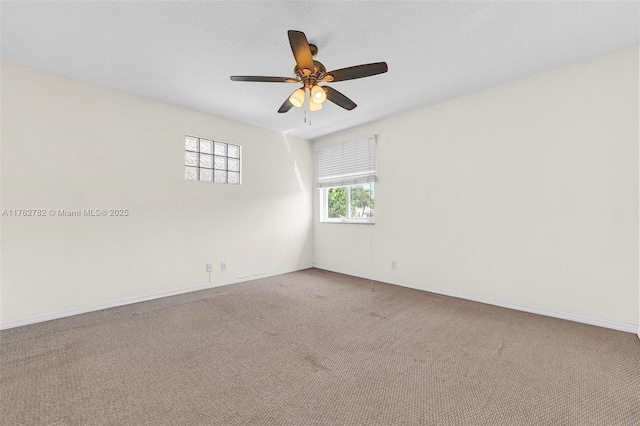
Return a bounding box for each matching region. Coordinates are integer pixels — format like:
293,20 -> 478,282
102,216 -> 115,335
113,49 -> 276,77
1,268 -> 639,425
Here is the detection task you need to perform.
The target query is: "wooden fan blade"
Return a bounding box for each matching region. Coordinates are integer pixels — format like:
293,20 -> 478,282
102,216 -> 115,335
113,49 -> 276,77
324,86 -> 357,110
324,62 -> 388,82
230,76 -> 298,83
278,93 -> 295,113
288,30 -> 314,73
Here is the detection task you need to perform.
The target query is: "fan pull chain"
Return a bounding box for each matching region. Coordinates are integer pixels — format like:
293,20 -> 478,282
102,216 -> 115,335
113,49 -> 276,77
304,103 -> 311,126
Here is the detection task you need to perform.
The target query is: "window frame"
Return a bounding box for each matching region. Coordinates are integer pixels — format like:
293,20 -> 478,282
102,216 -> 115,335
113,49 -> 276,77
320,183 -> 375,225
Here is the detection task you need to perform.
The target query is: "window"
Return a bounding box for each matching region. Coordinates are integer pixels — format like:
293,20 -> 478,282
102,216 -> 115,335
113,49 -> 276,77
317,136 -> 376,223
184,136 -> 241,184
324,183 -> 375,222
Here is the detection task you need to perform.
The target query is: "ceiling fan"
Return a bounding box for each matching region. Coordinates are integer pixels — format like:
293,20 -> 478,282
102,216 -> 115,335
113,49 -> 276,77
230,30 -> 388,113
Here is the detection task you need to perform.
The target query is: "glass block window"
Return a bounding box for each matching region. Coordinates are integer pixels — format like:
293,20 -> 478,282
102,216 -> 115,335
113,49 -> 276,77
184,136 -> 241,185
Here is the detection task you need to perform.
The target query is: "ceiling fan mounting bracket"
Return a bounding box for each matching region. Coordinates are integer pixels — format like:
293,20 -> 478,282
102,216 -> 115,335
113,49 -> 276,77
309,43 -> 318,57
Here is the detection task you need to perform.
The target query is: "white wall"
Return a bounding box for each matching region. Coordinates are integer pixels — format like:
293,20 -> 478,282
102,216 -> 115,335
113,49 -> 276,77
314,47 -> 639,331
0,61 -> 314,327
3,47 -> 638,332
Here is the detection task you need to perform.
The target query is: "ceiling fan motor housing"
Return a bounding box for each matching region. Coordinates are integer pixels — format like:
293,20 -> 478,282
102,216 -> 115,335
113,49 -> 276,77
294,60 -> 327,87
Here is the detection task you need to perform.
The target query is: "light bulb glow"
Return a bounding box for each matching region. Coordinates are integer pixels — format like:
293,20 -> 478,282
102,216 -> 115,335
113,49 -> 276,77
310,85 -> 327,104
289,88 -> 305,108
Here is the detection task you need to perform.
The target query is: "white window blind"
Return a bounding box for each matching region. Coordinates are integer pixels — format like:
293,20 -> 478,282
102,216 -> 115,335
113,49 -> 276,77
316,135 -> 377,189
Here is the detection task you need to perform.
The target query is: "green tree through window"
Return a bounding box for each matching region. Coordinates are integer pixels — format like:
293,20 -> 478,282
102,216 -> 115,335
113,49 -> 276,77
350,184 -> 373,218
326,184 -> 374,221
328,187 -> 347,218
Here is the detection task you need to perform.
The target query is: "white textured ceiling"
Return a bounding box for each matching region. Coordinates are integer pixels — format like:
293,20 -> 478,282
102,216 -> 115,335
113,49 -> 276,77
2,1 -> 639,140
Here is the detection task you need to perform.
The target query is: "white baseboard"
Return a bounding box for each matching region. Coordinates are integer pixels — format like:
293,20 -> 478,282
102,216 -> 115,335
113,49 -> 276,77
313,264 -> 639,335
0,264 -> 314,330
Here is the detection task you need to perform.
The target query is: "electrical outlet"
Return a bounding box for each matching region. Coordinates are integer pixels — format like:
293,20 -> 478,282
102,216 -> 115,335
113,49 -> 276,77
221,262 -> 226,271
206,264 -> 213,272
391,261 -> 397,270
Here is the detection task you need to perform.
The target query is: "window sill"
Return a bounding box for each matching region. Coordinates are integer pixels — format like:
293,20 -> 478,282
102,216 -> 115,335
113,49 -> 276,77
320,219 -> 374,225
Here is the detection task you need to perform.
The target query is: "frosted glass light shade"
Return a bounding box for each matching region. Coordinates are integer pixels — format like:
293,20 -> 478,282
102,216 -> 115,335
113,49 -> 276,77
311,85 -> 327,104
309,100 -> 322,111
289,88 -> 305,108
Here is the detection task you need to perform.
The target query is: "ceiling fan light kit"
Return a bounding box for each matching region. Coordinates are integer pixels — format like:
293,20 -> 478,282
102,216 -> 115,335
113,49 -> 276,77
230,30 -> 388,114
309,100 -> 323,112
311,85 -> 327,104
289,88 -> 306,108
